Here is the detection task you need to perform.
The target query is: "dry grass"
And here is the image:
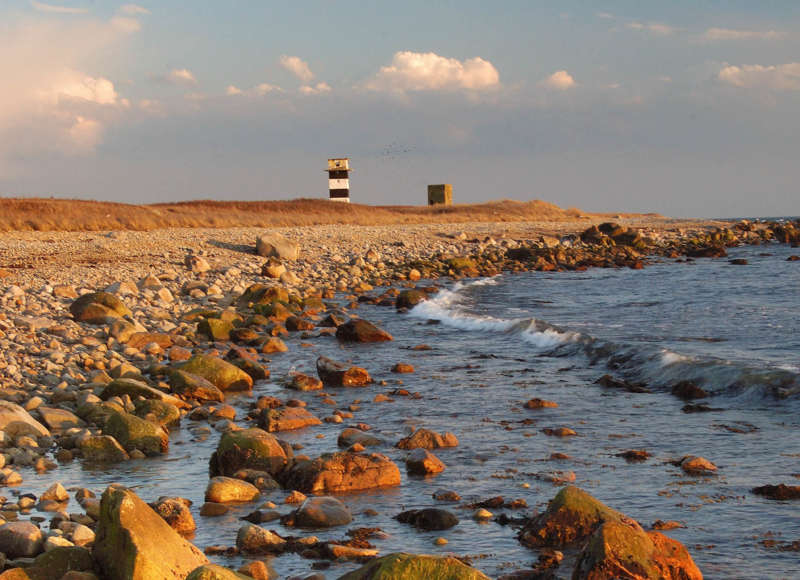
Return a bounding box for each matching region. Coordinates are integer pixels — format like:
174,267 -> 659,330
0,197 -> 629,232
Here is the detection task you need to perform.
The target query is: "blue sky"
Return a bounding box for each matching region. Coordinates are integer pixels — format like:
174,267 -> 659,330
1,1 -> 799,217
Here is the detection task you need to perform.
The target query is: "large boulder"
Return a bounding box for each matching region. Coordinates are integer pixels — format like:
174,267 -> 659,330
168,370 -> 224,402
256,233 -> 300,260
178,355 -> 253,392
316,356 -> 372,387
339,553 -> 490,580
337,427 -> 383,448
149,497 -> 196,536
518,486 -> 625,548
574,520 -> 703,580
104,411 -> 169,455
0,401 -> 50,438
26,546 -> 96,578
396,289 -> 427,310
0,521 -> 44,558
259,407 -> 322,432
336,319 -> 393,343
187,565 -> 252,580
205,477 -> 260,503
396,508 -> 458,531
281,452 -> 401,494
292,496 -> 352,528
35,407 -> 85,433
396,428 -> 458,450
70,292 -> 131,324
93,486 -> 208,579
209,428 -> 289,478
79,434 -> 130,462
101,378 -> 189,410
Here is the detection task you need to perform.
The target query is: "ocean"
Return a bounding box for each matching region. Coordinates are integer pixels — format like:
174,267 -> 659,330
23,241 -> 800,578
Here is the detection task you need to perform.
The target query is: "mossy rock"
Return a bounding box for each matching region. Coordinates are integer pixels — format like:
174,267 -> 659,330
168,370 -> 224,402
186,564 -> 251,580
104,411 -> 169,455
197,318 -> 234,341
209,428 -> 289,477
339,552 -> 490,580
79,435 -> 129,462
229,358 -> 270,381
253,302 -> 292,321
182,308 -> 221,323
32,546 -> 96,577
70,292 -> 131,324
76,401 -> 125,428
134,399 -> 181,429
518,486 -> 624,547
100,378 -> 188,409
445,257 -> 479,276
238,284 -> 289,308
178,355 -> 253,392
302,295 -> 325,314
396,289 -> 427,310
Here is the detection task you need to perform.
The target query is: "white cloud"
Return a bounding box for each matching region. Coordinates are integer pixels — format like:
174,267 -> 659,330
68,116 -> 103,149
253,82 -> 280,96
163,68 -> 197,85
30,1 -> 88,14
47,72 -> 118,105
120,4 -> 150,15
540,70 -> 576,91
627,21 -> 675,36
703,28 -> 782,41
226,83 -> 281,97
226,85 -> 243,96
280,55 -> 314,83
718,63 -> 800,90
366,51 -> 500,92
299,82 -> 331,95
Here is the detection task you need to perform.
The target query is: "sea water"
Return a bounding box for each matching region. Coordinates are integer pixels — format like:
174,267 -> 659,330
19,243 -> 800,579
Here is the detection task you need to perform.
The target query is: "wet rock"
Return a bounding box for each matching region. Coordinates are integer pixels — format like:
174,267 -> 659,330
541,427 -> 577,437
686,245 -> 727,258
104,411 -> 169,455
316,356 -> 372,387
391,363 -> 414,373
187,564 -> 253,579
36,407 -> 85,433
524,398 -> 558,409
395,508 -> 458,531
0,401 -> 50,438
405,448 -> 445,475
199,503 -> 229,517
292,496 -> 352,528
285,316 -> 314,332
339,553 -> 489,580
595,374 -> 650,393
0,520 -> 44,558
396,428 -> 458,450
433,489 -> 461,502
134,399 -> 181,429
198,318 -> 234,342
574,519 -> 702,580
101,378 -> 189,410
616,449 -> 652,462
93,486 -> 208,579
337,428 -> 383,448
280,452 -> 401,494
679,456 -> 717,475
671,381 -> 708,400
209,428 -> 289,478
149,497 -> 196,535
169,370 -> 225,403
69,292 -> 131,324
395,289 -> 427,310
260,337 -> 288,354
79,435 -> 129,462
205,477 -> 260,503
259,407 -> 322,433
518,486 -> 625,547
287,373 -> 323,391
335,319 -> 393,343
236,523 -> 286,553
256,233 -> 299,260
751,484 -> 800,500
178,355 -> 253,392
41,482 -> 69,502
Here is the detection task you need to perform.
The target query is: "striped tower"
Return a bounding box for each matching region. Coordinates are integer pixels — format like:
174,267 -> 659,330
327,158 -> 350,202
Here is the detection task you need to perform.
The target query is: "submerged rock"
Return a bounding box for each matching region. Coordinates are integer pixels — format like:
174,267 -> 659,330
292,496 -> 352,528
396,428 -> 458,450
336,319 -> 393,343
752,484 -> 800,500
281,452 -> 401,494
395,508 -> 458,531
93,486 -> 208,579
339,552 -> 490,580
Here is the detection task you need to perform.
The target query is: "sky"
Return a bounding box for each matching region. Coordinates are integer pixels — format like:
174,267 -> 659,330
1,1 -> 799,217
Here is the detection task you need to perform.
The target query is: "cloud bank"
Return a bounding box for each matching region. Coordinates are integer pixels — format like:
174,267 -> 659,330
718,63 -> 800,90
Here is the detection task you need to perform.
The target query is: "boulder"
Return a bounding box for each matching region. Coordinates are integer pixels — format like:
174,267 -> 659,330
405,448 -> 445,475
339,553 -> 490,580
259,407 -> 321,432
36,406 -> 85,433
287,373 -> 323,391
94,486 -> 208,579
104,411 -> 169,455
238,284 -> 290,308
316,356 -> 371,387
0,401 -> 50,438
178,355 -> 253,392
209,428 -> 289,478
149,497 -> 196,536
260,337 -> 288,354
680,456 -> 717,475
336,319 -> 393,343
236,524 -> 286,553
205,477 -> 260,503
187,565 -> 252,580
69,292 -> 131,324
281,452 -> 401,494
0,521 -> 44,558
337,428 -> 383,448
574,520 -> 702,580
27,546 -> 96,578
101,378 -> 190,410
752,484 -> 800,500
395,289 -> 427,310
256,233 -> 299,260
79,435 -> 129,462
133,399 -> 181,429
168,370 -> 224,402
197,318 -> 234,342
395,508 -> 458,531
292,496 -> 352,528
396,428 -> 458,450
518,486 -> 625,547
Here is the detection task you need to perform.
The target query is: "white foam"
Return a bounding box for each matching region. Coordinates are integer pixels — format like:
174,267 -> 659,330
660,351 -> 690,366
521,327 -> 573,348
408,297 -> 516,332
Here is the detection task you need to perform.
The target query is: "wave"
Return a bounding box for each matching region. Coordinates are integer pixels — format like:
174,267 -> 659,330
407,279 -> 800,401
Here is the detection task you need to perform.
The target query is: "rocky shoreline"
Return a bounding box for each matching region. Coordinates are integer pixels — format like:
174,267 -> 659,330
0,216 -> 797,579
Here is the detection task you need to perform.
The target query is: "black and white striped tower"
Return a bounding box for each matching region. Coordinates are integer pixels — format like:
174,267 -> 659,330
327,158 -> 350,203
